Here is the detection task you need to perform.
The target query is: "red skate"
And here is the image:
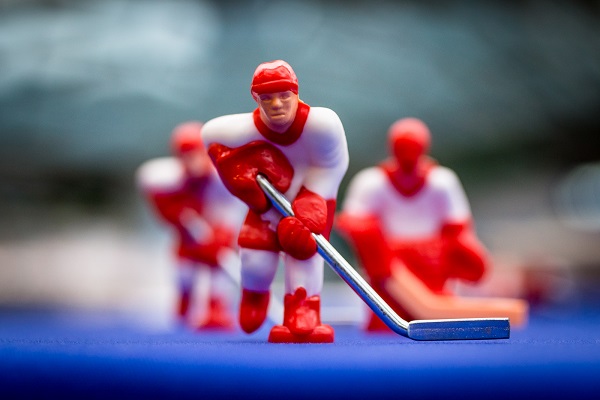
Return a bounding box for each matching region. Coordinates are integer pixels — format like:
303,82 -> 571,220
197,297 -> 235,331
177,290 -> 191,320
268,287 -> 334,343
239,289 -> 270,333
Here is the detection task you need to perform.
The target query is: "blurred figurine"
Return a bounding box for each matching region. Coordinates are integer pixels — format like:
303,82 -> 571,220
136,122 -> 246,330
337,118 -> 527,331
202,60 -> 349,343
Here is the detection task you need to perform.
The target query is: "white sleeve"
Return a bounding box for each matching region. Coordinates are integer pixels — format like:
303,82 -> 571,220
301,107 -> 349,199
342,167 -> 387,217
431,167 -> 472,223
201,113 -> 256,149
135,157 -> 184,193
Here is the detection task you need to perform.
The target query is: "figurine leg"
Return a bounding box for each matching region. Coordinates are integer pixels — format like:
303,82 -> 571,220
268,254 -> 334,343
238,249 -> 279,333
176,259 -> 196,321
178,290 -> 191,320
198,297 -> 235,330
197,268 -> 235,330
239,289 -> 271,333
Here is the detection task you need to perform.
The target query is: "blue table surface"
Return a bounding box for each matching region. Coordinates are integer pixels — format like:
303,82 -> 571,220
1,303 -> 600,399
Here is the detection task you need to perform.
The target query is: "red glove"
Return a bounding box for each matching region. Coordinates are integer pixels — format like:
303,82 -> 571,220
208,140 -> 294,213
192,225 -> 236,267
440,222 -> 487,282
277,187 -> 328,260
211,225 -> 236,249
336,214 -> 394,282
277,217 -> 318,260
149,191 -> 188,227
291,187 -> 328,234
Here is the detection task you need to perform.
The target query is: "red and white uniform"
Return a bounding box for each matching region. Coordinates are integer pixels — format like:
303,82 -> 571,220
137,157 -> 243,265
338,118 -> 487,327
342,164 -> 475,292
137,155 -> 246,328
346,166 -> 470,240
202,60 -> 348,343
202,104 -> 349,297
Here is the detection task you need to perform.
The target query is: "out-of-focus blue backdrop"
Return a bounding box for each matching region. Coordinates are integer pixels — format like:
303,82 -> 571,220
1,0 -> 599,317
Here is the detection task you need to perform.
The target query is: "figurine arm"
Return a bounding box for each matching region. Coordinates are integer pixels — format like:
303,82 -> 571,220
136,158 -> 234,246
136,158 -> 190,227
434,167 -> 472,225
150,191 -> 218,244
337,168 -> 394,282
285,108 -> 348,236
203,171 -> 247,242
277,108 -> 349,260
202,116 -> 294,214
302,108 -> 349,201
175,178 -> 240,266
440,221 -> 487,282
434,168 -> 487,282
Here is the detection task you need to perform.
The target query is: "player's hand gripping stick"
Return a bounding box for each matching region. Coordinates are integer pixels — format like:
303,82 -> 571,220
257,175 -> 510,341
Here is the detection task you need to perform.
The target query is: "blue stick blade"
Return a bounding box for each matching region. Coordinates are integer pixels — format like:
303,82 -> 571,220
408,318 -> 510,341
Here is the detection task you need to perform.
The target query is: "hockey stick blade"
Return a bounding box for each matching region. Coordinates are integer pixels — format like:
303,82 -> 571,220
408,318 -> 509,341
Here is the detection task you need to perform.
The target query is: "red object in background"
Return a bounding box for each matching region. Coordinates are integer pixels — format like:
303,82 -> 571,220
338,117 -> 527,331
137,122 -> 245,331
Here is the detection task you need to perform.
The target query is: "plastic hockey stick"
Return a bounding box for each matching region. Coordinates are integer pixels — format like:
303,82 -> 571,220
257,175 -> 510,340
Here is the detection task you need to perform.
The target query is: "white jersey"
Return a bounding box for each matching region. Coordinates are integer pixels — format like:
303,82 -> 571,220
342,165 -> 471,240
202,105 -> 349,296
202,106 -> 349,226
135,157 -> 246,232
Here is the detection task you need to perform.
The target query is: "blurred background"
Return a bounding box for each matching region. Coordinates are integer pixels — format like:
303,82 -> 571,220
1,0 -> 599,324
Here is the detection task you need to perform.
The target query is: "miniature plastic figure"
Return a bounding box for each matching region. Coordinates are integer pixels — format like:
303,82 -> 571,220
202,60 -> 349,343
337,118 -> 527,331
136,122 -> 246,330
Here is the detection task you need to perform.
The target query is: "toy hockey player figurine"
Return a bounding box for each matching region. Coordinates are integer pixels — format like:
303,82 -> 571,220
137,122 -> 246,330
337,118 -> 527,331
202,60 -> 349,343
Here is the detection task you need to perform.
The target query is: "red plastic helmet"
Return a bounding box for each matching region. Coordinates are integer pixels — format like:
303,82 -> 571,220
251,60 -> 298,100
170,121 -> 204,155
388,118 -> 431,172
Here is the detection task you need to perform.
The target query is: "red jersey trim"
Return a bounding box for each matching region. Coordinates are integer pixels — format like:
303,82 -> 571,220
252,102 -> 310,146
380,157 -> 437,197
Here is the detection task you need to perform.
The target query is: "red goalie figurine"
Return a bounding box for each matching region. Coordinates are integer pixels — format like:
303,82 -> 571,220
202,60 -> 349,343
137,122 -> 246,330
337,118 -> 527,331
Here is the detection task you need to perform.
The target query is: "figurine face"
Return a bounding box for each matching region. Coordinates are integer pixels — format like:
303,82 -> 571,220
393,137 -> 425,173
256,90 -> 299,133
